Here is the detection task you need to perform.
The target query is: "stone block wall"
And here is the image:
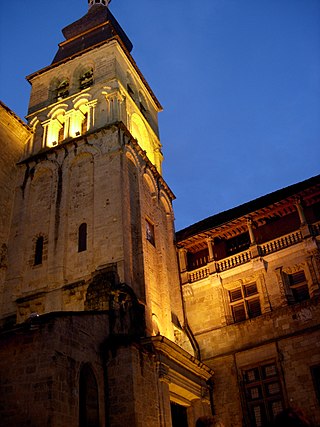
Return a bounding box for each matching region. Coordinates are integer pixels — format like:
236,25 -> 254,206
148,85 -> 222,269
0,312 -> 109,427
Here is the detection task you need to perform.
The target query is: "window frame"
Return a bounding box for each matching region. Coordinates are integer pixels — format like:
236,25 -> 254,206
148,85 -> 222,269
242,361 -> 285,427
229,283 -> 261,323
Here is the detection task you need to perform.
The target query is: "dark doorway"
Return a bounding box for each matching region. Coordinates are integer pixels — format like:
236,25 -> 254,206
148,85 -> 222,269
171,402 -> 188,427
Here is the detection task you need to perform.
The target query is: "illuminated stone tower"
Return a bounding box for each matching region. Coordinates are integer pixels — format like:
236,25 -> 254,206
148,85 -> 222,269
3,0 -> 183,340
0,3 -> 213,426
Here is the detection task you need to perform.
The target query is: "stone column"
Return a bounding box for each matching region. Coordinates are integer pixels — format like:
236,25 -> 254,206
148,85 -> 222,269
247,218 -> 256,245
295,197 -> 311,238
206,238 -> 214,261
206,237 -> 217,274
247,218 -> 259,258
87,100 -> 97,130
157,363 -> 172,427
295,197 -> 306,226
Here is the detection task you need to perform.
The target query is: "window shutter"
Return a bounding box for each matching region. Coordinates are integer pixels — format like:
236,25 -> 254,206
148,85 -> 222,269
232,303 -> 246,323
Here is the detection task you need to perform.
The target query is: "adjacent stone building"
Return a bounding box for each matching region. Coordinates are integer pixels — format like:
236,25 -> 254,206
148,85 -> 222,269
0,1 -> 319,426
177,176 -> 320,426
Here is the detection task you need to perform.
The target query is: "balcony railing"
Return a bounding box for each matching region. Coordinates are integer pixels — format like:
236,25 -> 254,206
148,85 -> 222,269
185,228 -> 308,283
259,230 -> 302,256
188,266 -> 210,283
216,250 -> 251,272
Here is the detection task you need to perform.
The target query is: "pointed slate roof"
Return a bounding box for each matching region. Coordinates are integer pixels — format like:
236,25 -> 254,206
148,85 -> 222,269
52,4 -> 133,64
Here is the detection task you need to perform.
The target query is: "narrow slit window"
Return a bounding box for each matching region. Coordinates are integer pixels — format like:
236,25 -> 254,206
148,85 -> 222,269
78,223 -> 87,252
34,236 -> 44,265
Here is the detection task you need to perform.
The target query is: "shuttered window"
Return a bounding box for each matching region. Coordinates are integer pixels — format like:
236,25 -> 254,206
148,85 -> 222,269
229,283 -> 261,323
288,271 -> 309,302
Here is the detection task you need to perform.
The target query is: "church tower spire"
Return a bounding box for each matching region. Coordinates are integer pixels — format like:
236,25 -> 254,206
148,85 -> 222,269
88,0 -> 111,7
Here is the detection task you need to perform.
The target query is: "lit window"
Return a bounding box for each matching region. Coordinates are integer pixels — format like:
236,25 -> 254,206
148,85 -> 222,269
80,69 -> 93,90
288,271 -> 309,302
34,236 -> 44,266
229,283 -> 261,323
146,219 -> 155,246
78,223 -> 87,252
243,362 -> 284,427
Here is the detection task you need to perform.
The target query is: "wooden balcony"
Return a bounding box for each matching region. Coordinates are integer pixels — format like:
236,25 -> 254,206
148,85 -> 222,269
184,227 -> 314,284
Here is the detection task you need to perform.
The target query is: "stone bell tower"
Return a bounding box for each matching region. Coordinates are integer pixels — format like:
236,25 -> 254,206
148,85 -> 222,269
0,3 -> 214,426
2,0 -> 184,343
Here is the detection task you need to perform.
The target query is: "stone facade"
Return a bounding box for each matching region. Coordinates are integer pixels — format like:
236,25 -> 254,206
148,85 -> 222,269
0,2 -> 319,427
0,4 -> 212,427
177,177 -> 320,426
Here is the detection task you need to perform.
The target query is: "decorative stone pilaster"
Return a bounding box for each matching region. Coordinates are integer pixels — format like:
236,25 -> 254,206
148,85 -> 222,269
275,267 -> 291,306
105,91 -> 126,124
306,254 -> 320,297
87,100 -> 98,130
158,362 -> 171,384
178,248 -> 188,273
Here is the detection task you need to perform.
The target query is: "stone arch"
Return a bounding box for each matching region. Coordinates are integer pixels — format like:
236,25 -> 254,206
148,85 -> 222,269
29,116 -> 43,154
125,147 -> 140,169
160,190 -> 173,215
126,71 -> 138,99
84,272 -> 113,311
130,112 -> 155,165
143,171 -> 157,196
79,363 -> 99,427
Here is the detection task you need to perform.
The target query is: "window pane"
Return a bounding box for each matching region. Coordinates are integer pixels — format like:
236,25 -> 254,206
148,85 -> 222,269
248,386 -> 262,400
146,219 -> 155,246
292,285 -> 310,302
248,298 -> 261,318
289,271 -> 306,285
269,400 -> 283,418
263,364 -> 277,379
245,368 -> 260,383
230,288 -> 242,302
232,303 -> 246,323
244,283 -> 258,297
266,382 -> 280,396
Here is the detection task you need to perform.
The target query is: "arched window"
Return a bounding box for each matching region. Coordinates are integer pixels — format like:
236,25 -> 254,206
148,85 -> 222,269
56,80 -> 69,101
78,223 -> 87,252
79,364 -> 99,427
34,236 -> 44,265
80,69 -> 94,90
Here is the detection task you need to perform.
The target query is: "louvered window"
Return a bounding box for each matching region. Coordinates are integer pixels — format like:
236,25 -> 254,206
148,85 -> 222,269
288,271 -> 309,302
229,283 -> 261,323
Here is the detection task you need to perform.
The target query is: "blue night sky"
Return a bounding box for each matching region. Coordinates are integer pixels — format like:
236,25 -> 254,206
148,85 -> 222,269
0,0 -> 319,231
